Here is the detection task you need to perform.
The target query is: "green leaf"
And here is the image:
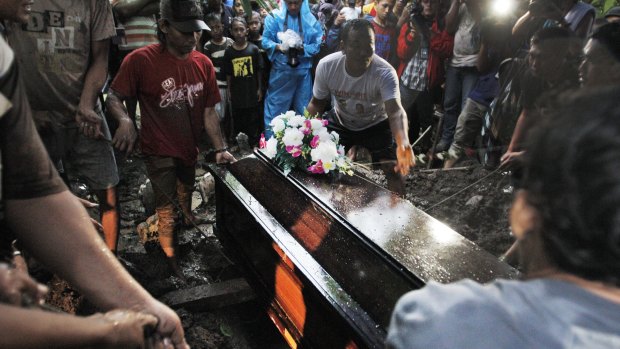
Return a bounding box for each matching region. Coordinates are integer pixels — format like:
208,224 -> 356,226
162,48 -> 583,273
241,0 -> 253,17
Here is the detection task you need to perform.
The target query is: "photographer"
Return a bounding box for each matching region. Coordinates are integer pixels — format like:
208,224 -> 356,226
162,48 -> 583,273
262,0 -> 323,138
396,0 -> 453,152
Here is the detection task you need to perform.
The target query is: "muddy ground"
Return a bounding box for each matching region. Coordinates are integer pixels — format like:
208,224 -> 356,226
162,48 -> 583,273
45,150 -> 515,348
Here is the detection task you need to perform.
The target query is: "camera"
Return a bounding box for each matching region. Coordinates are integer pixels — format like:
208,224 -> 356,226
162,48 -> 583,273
410,0 -> 423,22
288,46 -> 301,67
409,0 -> 431,38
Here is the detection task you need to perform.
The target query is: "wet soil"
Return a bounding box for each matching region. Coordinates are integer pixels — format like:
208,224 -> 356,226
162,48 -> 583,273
45,150 -> 514,348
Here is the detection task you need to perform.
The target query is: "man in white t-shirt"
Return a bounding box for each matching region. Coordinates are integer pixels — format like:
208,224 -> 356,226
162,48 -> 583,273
306,19 -> 414,195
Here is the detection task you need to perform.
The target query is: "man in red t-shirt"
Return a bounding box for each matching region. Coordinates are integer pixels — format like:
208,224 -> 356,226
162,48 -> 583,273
107,0 -> 235,277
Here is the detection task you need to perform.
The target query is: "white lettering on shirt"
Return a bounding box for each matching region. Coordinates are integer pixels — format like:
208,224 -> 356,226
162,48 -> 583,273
159,77 -> 204,109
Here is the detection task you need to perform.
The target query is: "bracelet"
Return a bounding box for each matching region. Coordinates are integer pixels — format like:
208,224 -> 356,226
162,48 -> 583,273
214,147 -> 228,154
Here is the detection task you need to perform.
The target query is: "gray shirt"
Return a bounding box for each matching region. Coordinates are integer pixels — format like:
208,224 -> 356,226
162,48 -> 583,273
8,0 -> 115,125
387,278 -> 620,349
313,52 -> 399,131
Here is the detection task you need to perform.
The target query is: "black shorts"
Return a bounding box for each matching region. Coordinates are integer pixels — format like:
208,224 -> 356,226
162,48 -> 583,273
326,111 -> 396,163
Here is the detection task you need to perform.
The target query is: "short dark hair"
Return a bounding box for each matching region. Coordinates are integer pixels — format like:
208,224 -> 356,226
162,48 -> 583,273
591,22 -> 620,61
522,85 -> 620,286
231,16 -> 247,28
340,19 -> 374,46
530,26 -> 574,47
205,13 -> 222,25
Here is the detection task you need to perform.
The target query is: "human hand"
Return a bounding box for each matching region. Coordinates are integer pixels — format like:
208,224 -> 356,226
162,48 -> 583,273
216,151 -> 236,164
334,12 -> 346,26
112,117 -> 138,154
529,0 -> 563,20
92,309 -> 160,349
500,150 -> 525,169
137,299 -> 190,349
409,21 -> 419,38
0,263 -> 48,306
76,107 -> 104,139
257,89 -> 263,102
395,143 -> 415,176
399,4 -> 411,22
75,195 -> 105,233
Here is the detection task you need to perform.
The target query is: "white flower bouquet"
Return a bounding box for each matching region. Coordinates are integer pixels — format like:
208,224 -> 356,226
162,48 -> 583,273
259,111 -> 354,176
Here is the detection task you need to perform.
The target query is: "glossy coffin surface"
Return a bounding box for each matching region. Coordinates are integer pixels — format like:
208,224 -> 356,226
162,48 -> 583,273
209,152 -> 517,349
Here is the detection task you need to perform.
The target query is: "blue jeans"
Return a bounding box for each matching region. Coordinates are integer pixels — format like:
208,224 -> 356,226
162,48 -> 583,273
440,65 -> 479,146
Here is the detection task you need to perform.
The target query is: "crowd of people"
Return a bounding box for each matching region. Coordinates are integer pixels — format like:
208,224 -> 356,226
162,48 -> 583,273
0,0 -> 619,346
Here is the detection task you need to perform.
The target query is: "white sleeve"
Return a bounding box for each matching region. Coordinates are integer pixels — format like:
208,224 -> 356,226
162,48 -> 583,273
379,66 -> 400,102
313,60 -> 331,100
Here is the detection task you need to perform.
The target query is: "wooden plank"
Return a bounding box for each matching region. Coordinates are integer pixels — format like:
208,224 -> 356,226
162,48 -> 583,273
160,278 -> 255,310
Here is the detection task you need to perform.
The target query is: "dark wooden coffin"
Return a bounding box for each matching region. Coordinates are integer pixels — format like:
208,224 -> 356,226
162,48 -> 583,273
208,150 -> 517,349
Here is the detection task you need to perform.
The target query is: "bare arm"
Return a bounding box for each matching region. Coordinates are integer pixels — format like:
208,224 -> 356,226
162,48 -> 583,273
445,0 -> 461,35
113,0 -> 158,20
204,107 -> 236,163
77,39 -> 109,139
506,108 -> 532,153
306,96 -> 329,118
476,42 -> 492,74
5,191 -> 188,348
106,89 -> 138,153
0,305 -> 157,349
385,98 -> 410,148
385,98 -> 415,174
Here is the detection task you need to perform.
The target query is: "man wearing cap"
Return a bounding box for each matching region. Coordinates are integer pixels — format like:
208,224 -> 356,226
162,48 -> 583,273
605,6 -> 620,23
106,0 -> 235,278
7,0 -> 123,254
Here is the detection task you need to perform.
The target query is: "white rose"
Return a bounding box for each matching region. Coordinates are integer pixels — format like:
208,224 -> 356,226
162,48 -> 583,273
311,141 -> 339,163
282,127 -> 304,147
270,117 -> 286,133
288,115 -> 306,128
310,119 -> 323,131
314,128 -> 331,142
284,110 -> 297,120
264,137 -> 278,158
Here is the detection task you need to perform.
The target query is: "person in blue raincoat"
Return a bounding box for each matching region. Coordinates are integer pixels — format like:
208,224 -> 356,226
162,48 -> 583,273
262,0 -> 324,137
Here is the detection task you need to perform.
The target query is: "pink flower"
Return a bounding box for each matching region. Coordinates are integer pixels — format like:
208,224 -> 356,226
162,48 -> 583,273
286,145 -> 302,157
300,120 -> 312,135
321,119 -> 329,126
310,135 -> 320,148
259,133 -> 267,148
307,160 -> 324,174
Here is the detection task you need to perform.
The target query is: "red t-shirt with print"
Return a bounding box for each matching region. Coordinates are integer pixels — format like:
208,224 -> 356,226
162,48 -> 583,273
111,44 -> 221,165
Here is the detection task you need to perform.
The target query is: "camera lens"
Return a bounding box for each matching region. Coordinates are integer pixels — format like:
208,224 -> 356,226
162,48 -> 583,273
288,47 -> 300,67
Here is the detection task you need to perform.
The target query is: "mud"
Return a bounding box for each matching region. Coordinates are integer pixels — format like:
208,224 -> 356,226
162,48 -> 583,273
45,151 -> 514,348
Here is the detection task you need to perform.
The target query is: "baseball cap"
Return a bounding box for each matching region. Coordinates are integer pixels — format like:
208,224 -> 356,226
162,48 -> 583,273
605,6 -> 620,19
162,0 -> 210,33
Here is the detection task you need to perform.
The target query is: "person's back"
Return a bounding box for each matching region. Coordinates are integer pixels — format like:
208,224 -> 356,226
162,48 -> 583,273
389,278 -> 620,348
387,85 -> 620,349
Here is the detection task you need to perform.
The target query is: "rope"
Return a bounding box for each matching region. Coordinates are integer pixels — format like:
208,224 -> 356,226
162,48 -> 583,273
425,167 -> 503,211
